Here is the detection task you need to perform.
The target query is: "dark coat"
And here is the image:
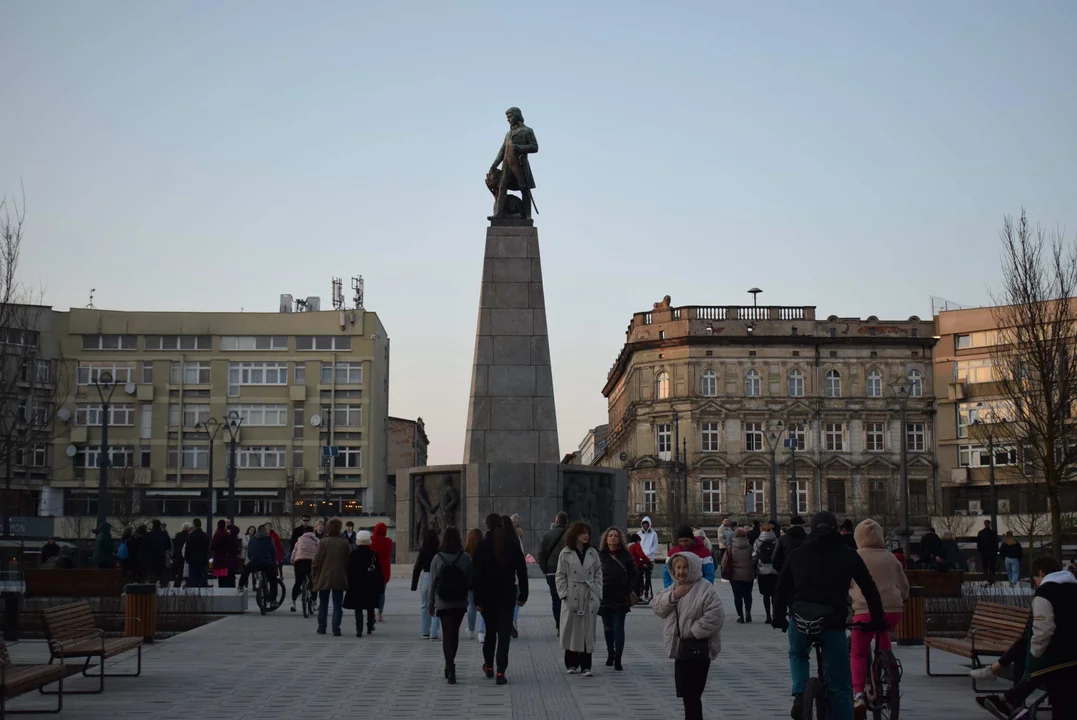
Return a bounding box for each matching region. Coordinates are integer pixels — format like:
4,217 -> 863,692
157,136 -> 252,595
210,529 -> 233,572
40,541 -> 60,563
411,544 -> 438,591
492,123 -> 538,189
598,546 -> 637,614
771,525 -> 806,572
185,529 -> 209,567
919,530 -> 942,565
343,546 -> 385,610
146,527 -> 170,568
172,530 -> 189,566
999,540 -> 1023,560
247,531 -> 276,567
977,527 -> 999,557
472,531 -> 529,609
537,525 -> 568,575
92,522 -> 114,569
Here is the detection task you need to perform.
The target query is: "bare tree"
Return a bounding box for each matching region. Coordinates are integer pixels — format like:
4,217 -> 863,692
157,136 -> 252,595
108,465 -> 145,532
930,484 -> 976,539
990,210 -> 1077,563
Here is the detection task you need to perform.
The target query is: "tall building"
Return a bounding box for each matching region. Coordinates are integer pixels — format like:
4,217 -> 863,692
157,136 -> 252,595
600,296 -> 937,537
17,301 -> 390,538
576,425 -> 609,466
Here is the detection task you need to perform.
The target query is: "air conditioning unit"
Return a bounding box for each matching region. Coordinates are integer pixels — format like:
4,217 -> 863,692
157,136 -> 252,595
305,296 -> 321,312
280,294 -> 294,313
968,500 -> 982,514
997,499 -> 1011,514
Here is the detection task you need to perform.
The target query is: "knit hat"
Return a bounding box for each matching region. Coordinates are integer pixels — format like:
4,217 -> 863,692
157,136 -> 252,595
675,525 -> 694,541
811,511 -> 838,531
356,530 -> 372,545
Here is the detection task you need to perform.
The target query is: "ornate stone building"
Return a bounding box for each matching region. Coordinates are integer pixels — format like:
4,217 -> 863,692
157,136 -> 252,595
600,297 -> 937,538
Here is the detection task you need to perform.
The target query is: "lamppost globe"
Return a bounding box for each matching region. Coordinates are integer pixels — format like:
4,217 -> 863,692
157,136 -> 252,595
96,370 -> 113,388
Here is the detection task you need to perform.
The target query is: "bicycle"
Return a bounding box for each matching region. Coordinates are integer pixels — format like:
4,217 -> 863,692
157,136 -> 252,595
252,569 -> 286,615
856,624 -> 901,720
300,574 -> 315,618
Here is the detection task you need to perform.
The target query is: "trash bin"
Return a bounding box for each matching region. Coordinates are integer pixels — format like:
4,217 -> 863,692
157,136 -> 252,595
0,591 -> 21,642
124,583 -> 157,642
895,585 -> 925,646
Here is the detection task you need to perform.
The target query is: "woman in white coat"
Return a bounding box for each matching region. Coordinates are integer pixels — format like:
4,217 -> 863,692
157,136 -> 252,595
556,521 -> 603,677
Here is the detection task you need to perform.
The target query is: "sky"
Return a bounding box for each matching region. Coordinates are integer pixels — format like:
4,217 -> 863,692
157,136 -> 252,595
3,1 -> 1076,465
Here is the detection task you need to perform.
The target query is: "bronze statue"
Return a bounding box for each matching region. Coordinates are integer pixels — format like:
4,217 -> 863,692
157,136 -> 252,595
413,476 -> 439,545
438,475 -> 460,531
488,107 -> 538,220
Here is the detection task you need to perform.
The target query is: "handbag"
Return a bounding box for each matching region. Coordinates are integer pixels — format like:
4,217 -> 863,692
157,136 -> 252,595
674,600 -> 710,661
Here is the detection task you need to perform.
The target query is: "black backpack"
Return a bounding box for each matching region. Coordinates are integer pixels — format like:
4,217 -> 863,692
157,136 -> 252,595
757,538 -> 777,565
437,552 -> 468,603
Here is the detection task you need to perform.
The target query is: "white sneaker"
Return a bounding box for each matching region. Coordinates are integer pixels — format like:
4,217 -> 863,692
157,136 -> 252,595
970,666 -> 998,681
566,667 -> 579,674
477,632 -> 485,643
582,670 -> 594,678
465,629 -> 473,639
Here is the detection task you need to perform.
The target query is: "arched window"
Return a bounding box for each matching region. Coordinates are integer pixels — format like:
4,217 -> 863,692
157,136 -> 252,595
788,369 -> 804,397
745,369 -> 761,397
908,369 -> 923,398
824,369 -> 841,398
867,370 -> 882,397
701,369 -> 717,397
655,371 -> 670,400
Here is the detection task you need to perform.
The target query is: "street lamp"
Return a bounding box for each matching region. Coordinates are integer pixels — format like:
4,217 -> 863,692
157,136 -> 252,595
766,420 -> 787,527
788,432 -> 800,519
973,413 -> 1008,534
194,417 -> 223,533
223,410 -> 243,525
92,371 -> 133,530
891,381 -> 912,556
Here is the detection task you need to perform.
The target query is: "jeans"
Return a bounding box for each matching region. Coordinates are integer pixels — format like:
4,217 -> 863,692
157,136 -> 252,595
439,609 -> 466,669
317,588 -> 344,633
850,612 -> 901,694
378,590 -> 385,613
291,559 -> 312,602
467,591 -> 485,634
481,604 -> 514,672
546,575 -> 562,629
419,572 -> 441,638
789,626 -> 853,720
1006,557 -> 1020,584
675,659 -> 710,720
602,609 -> 627,656
731,580 -> 754,618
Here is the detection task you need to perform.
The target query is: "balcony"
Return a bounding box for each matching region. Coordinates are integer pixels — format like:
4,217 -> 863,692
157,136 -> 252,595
948,467 -> 969,485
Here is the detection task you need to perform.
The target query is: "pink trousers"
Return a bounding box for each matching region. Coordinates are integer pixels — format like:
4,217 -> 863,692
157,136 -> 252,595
850,612 -> 902,694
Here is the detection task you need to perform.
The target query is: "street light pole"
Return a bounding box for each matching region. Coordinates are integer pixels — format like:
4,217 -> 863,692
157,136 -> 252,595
892,382 -> 911,556
767,420 -> 786,527
93,371 -> 120,531
194,418 -> 222,534
223,411 -> 243,525
673,412 -> 682,525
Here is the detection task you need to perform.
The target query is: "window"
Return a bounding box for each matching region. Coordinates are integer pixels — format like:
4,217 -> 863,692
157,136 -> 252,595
642,480 -> 657,514
20,359 -> 51,384
333,447 -> 362,469
866,422 -> 885,452
792,480 -> 809,514
701,479 -> 721,513
140,405 -> 152,439
906,422 -> 925,452
227,404 -> 288,427
788,369 -> 804,397
655,371 -> 670,400
227,362 -> 288,396
656,424 -> 672,461
167,404 -> 210,427
15,445 -> 47,468
744,422 -> 764,451
82,334 -> 137,350
700,422 -> 721,452
955,334 -> 971,349
234,446 -> 286,469
76,446 -> 133,468
141,362 -> 154,384
824,370 -> 841,398
868,480 -> 889,516
867,370 -> 882,397
745,369 -> 761,397
958,400 -> 1013,438
824,422 -> 844,451
955,331 -> 1001,349
169,361 -> 211,385
168,445 -> 209,469
907,369 -> 923,398
296,336 -> 352,351
17,397 -> 49,425
76,362 -> 135,385
320,362 -> 363,384
958,445 -> 1018,468
788,422 -> 807,451
293,405 -> 304,439
955,359 -> 997,384
329,405 -> 362,427
745,479 -> 765,514
701,369 -> 717,397
294,362 -> 306,385
145,335 -> 211,350
140,448 -> 151,467
0,329 -> 39,346
76,403 -> 135,426
826,479 -> 847,514
219,336 -> 287,351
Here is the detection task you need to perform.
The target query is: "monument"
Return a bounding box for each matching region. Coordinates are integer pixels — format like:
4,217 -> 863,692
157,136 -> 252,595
397,108 -> 626,556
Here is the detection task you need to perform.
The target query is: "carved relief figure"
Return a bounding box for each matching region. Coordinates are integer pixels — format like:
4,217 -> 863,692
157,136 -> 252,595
413,476 -> 439,545
439,475 -> 460,531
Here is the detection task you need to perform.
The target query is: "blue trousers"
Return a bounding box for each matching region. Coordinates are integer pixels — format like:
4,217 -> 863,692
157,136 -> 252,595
602,609 -> 627,655
419,571 -> 441,638
317,588 -> 344,633
467,591 -> 485,633
546,575 -> 562,629
788,626 -> 853,720
1006,557 -> 1020,584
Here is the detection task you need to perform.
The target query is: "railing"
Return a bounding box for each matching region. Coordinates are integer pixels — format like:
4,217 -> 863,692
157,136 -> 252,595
695,306 -> 728,320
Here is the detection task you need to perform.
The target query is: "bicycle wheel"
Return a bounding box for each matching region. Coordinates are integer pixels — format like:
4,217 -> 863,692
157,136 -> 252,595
266,577 -> 286,611
256,582 -> 267,615
871,650 -> 900,720
302,585 -> 311,618
802,677 -> 826,720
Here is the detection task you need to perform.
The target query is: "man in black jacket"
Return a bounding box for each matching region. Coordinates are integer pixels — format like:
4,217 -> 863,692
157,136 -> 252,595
472,515 -> 529,684
291,515 -> 314,550
919,527 -> 942,569
145,520 -> 171,585
976,520 -> 999,585
771,515 -> 806,572
238,525 -> 278,593
536,512 -> 568,635
172,523 -> 190,588
772,512 -> 886,720
185,519 -> 210,587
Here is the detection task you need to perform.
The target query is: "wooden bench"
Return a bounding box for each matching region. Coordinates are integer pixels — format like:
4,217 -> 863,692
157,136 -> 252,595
905,569 -> 964,597
925,601 -> 1029,688
25,570 -> 126,599
0,641 -> 68,717
40,602 -> 142,694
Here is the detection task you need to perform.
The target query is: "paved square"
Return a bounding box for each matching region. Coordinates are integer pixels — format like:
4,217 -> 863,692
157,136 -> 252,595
5,578 -> 1017,718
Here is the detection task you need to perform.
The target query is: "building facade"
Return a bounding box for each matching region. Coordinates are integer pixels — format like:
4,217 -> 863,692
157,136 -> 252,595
387,416 -> 429,474
13,304 -> 390,538
576,425 -> 609,466
601,297 -> 937,539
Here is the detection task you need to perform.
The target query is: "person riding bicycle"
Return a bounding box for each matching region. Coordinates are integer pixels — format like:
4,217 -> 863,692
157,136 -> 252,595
238,525 -> 279,597
772,511 -> 887,720
290,526 -> 319,612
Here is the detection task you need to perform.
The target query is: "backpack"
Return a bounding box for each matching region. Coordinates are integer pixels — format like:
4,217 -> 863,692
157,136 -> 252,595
116,541 -> 129,560
757,538 -> 776,565
436,552 -> 468,603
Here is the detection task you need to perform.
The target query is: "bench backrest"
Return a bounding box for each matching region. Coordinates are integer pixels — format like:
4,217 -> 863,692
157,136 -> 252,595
968,601 -> 1031,647
41,601 -> 99,644
25,569 -> 126,598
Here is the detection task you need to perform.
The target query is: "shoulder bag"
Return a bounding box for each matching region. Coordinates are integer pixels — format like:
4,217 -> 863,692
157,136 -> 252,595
674,594 -> 710,661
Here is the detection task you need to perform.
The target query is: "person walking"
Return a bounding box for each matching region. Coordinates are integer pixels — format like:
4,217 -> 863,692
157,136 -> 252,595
502,515 -> 524,638
628,532 -> 653,602
937,529 -> 961,572
289,525 -> 319,612
653,552 -> 724,720
342,521 -> 358,547
715,517 -> 731,569
752,523 -> 779,623
428,527 -> 473,684
313,519 -> 326,540
172,523 -> 190,588
464,529 -> 486,641
999,531 -> 1023,586
145,520 -> 170,585
638,516 -> 659,564
472,514 -> 528,685
226,525 -> 242,587
93,522 -> 114,570
977,520 -> 999,585
724,527 -> 755,623
771,515 -> 806,573
537,511 -> 569,636
412,528 -> 442,640
311,518 -> 350,636
185,519 -> 209,587
370,522 -> 394,623
343,530 -> 385,637
599,526 -> 636,671
664,525 -> 715,588
747,519 -> 762,545
557,521 -> 602,677
134,525 -> 153,583
918,526 -> 942,569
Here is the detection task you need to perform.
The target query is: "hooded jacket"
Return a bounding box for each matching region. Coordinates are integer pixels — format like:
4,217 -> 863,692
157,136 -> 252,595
663,537 -> 715,588
752,530 -> 779,576
653,552 -> 724,660
850,519 -> 910,615
93,522 -> 114,569
291,531 -> 319,563
1030,570 -> 1077,676
247,530 -> 276,567
370,522 -> 394,584
726,535 -> 755,582
638,517 -> 658,560
771,525 -> 806,572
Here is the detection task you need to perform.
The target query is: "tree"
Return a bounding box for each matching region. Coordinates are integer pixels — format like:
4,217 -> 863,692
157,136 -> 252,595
990,210 -> 1077,563
108,465 -> 145,532
930,484 -> 976,539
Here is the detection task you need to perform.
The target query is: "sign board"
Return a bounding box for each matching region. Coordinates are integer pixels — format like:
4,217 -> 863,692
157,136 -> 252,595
321,446 -> 340,458
5,516 -> 56,538
784,438 -> 799,450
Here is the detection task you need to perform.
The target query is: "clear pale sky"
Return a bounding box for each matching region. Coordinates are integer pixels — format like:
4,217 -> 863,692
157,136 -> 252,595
3,1 -> 1076,464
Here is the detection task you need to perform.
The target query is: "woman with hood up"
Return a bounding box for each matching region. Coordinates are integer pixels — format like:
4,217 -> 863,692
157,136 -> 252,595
653,551 -> 724,720
370,522 -> 394,622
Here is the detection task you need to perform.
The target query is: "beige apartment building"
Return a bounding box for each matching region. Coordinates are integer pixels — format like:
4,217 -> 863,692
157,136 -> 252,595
601,297 -> 937,538
22,303 -> 390,539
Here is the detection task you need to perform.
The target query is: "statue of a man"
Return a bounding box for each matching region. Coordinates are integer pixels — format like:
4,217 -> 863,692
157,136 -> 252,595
414,477 -> 438,545
439,476 -> 460,531
488,107 -> 538,220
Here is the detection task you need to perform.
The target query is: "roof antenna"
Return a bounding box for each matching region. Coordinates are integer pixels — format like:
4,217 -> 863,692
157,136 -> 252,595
86,288 -> 96,309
